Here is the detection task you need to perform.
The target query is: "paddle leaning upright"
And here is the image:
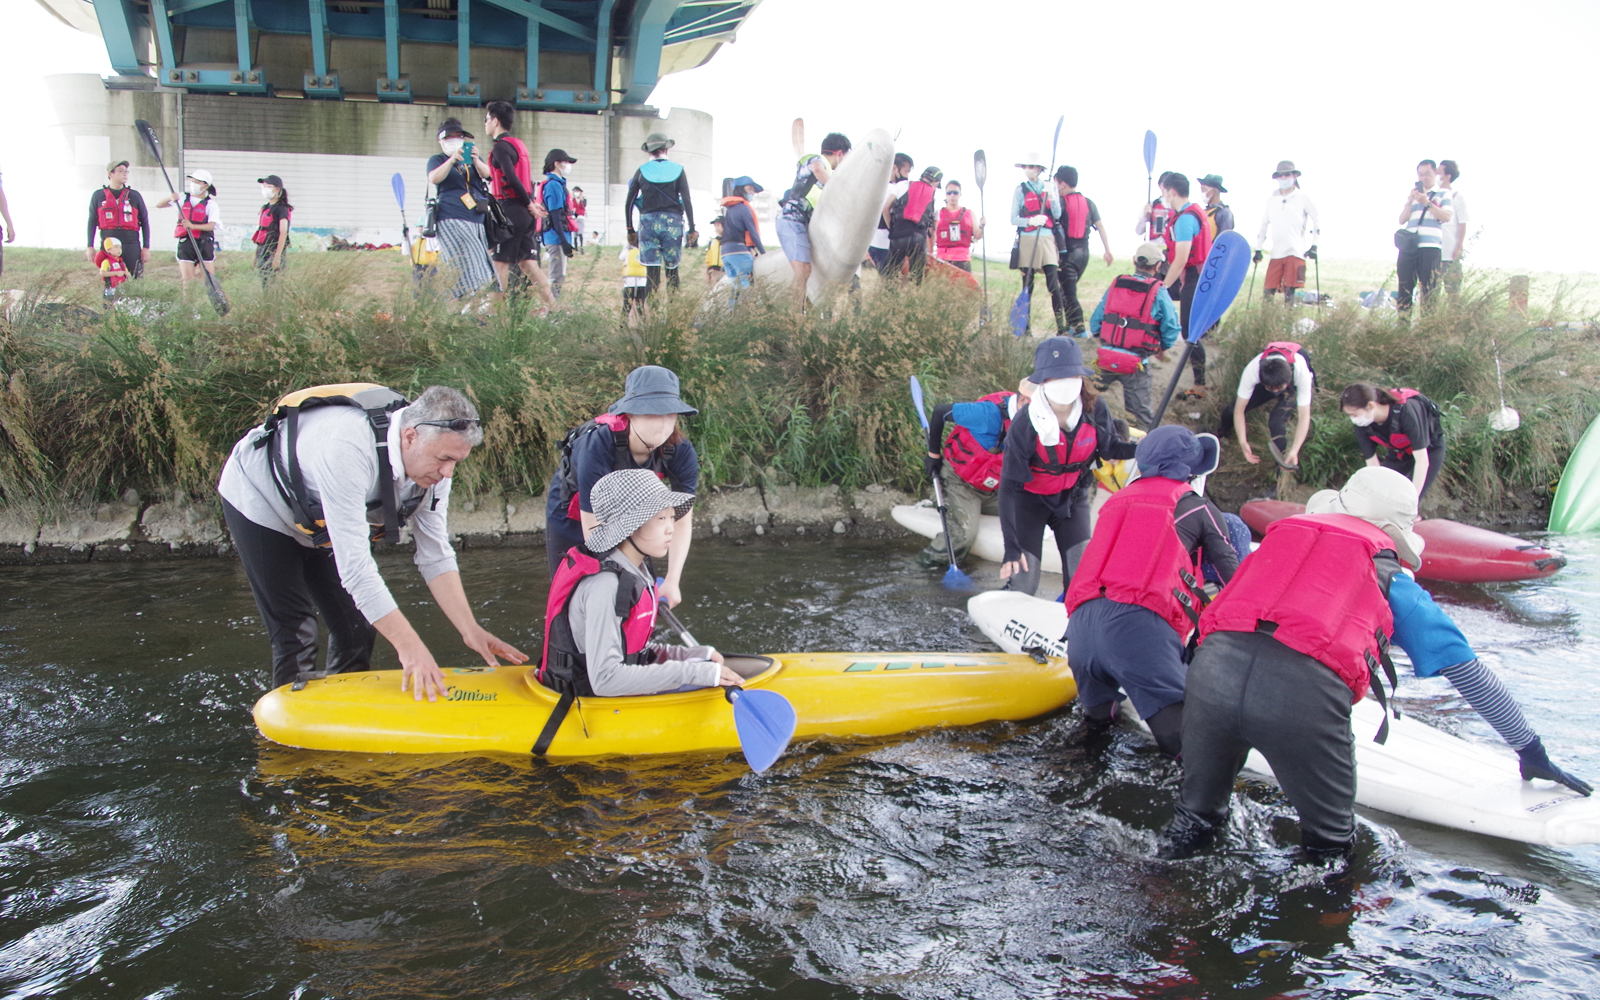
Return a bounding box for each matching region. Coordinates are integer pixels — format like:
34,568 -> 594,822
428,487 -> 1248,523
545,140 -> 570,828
134,118 -> 228,315
1149,230 -> 1252,428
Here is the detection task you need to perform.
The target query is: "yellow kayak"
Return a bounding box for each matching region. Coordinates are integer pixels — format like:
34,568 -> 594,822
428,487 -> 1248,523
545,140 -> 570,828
252,652 -> 1076,758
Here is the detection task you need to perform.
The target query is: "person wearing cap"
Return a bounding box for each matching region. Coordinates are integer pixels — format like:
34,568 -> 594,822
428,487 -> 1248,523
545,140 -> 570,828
1088,241 -> 1180,429
1063,426 -> 1237,758
546,366 -> 701,607
883,165 -> 942,283
870,153 -> 915,272
1339,383 -> 1446,500
1162,466 -> 1590,860
625,132 -> 697,303
933,180 -> 984,272
252,175 -> 293,284
1051,166 -> 1114,335
540,148 -> 579,299
717,176 -> 765,302
1253,160 -> 1321,303
1221,342 -> 1315,472
779,132 -> 852,305
1198,174 -> 1233,235
86,160 -> 151,279
94,235 -> 130,303
539,469 -> 741,706
1010,155 -> 1066,335
998,338 -> 1139,596
154,168 -> 221,290
218,385 -> 525,699
426,118 -> 496,302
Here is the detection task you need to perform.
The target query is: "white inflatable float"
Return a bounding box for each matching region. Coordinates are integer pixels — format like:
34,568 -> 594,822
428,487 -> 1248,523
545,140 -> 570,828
966,591 -> 1600,847
892,490 -> 1115,576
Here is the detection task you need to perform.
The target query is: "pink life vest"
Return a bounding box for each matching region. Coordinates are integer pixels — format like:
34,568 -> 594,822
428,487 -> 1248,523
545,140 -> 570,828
1065,476 -> 1205,638
538,546 -> 658,696
1024,414 -> 1099,495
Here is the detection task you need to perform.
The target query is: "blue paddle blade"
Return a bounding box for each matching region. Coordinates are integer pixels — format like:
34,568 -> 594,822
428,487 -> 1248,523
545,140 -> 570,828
390,172 -> 405,208
1010,288 -> 1031,337
1185,231 -> 1252,344
942,564 -> 974,591
910,376 -> 930,430
1143,130 -> 1157,174
730,688 -> 797,773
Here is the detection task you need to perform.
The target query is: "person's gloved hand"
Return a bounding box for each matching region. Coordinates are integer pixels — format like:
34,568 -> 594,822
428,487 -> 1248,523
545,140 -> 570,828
1518,736 -> 1593,796
627,228 -> 639,248
685,229 -> 699,248
562,242 -> 574,258
1305,245 -> 1318,260
1251,249 -> 1264,264
924,454 -> 943,478
1027,214 -> 1049,228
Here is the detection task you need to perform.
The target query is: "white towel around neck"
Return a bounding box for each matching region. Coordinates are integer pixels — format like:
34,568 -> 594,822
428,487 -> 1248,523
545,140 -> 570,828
1029,389 -> 1083,448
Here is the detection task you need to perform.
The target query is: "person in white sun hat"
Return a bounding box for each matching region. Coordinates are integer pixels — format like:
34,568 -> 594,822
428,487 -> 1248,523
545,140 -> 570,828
1162,466 -> 1590,862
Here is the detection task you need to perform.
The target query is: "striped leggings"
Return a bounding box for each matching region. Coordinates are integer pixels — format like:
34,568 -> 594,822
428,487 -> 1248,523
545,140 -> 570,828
1438,658 -> 1536,750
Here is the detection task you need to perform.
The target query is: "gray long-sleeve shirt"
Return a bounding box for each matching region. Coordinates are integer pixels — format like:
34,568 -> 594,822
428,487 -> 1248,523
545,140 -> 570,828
217,405 -> 458,623
567,551 -> 720,696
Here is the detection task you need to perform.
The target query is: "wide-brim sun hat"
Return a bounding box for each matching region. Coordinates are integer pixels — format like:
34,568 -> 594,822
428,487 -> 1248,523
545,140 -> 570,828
609,364 -> 698,416
1305,466 -> 1425,569
1015,152 -> 1046,169
1199,173 -> 1227,193
1135,425 -> 1219,481
642,132 -> 675,153
1273,160 -> 1301,176
729,174 -> 763,193
1029,337 -> 1094,382
586,469 -> 696,554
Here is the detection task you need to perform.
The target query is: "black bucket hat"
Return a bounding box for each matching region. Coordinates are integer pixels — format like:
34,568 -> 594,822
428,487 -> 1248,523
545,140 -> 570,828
1029,337 -> 1094,382
1135,425 -> 1220,481
608,365 -> 698,416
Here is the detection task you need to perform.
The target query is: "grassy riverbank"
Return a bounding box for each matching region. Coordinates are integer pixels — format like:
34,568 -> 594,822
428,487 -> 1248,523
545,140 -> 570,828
0,247 -> 1596,521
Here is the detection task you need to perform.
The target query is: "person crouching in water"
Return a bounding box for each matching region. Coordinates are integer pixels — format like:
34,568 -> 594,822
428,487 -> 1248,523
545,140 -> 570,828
540,469 -> 742,700
1161,467 -> 1590,861
546,366 -> 699,606
999,337 -> 1138,595
919,379 -> 1033,568
1063,427 -> 1237,757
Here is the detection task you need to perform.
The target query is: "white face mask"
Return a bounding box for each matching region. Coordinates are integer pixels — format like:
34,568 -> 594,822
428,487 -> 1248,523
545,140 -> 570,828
1042,377 -> 1082,407
441,138 -> 464,155
260,185 -> 275,200
188,181 -> 207,196
1349,412 -> 1374,428
1277,176 -> 1295,192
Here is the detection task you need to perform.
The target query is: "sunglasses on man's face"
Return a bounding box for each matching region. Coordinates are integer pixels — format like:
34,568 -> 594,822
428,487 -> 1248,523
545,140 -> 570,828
416,418 -> 481,433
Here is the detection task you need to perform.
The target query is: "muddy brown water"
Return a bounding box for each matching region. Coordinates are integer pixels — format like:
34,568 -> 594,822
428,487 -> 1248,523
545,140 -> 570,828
2,532 -> 1598,998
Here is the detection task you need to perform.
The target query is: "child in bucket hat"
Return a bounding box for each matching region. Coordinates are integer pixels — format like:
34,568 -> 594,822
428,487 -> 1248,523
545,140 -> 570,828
540,469 -> 743,697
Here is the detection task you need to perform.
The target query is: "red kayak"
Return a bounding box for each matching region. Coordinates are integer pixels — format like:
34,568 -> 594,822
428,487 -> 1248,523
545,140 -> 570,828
1239,500 -> 1566,584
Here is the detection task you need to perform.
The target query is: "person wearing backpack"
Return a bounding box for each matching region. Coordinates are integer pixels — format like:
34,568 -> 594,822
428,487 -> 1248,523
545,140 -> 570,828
919,380 -> 1034,567
1087,241 -> 1180,429
545,366 -> 700,607
883,165 -> 941,282
1340,383 -> 1447,500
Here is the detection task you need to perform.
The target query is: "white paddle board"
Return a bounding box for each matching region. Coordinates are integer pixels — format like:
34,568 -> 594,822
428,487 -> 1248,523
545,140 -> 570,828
966,591 -> 1600,847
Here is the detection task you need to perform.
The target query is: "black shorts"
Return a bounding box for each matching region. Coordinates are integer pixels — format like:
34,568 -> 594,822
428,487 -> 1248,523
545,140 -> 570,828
175,234 -> 216,263
491,200 -> 540,263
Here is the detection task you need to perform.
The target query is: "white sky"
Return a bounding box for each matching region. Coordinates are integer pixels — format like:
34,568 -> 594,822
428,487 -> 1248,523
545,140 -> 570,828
5,0 -> 1596,273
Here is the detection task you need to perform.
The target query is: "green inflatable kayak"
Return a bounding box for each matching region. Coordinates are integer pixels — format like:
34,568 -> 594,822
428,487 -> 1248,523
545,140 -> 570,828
1550,412 -> 1600,533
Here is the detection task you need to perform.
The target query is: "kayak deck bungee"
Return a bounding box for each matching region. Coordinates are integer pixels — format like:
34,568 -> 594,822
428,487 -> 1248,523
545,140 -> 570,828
253,651 -> 1077,758
1239,500 -> 1565,584
967,591 -> 1600,846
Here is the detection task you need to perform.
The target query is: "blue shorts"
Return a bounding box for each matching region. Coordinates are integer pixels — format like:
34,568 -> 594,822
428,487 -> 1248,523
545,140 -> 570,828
1063,596 -> 1188,719
721,248 -> 753,287
637,211 -> 685,268
776,216 -> 812,264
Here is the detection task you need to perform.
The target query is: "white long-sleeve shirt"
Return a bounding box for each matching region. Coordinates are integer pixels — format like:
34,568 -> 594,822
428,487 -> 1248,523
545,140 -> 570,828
1255,187 -> 1320,259
218,404 -> 458,623
567,550 -> 721,696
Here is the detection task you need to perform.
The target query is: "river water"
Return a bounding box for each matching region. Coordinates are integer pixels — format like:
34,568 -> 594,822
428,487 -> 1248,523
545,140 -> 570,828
2,531 -> 1598,998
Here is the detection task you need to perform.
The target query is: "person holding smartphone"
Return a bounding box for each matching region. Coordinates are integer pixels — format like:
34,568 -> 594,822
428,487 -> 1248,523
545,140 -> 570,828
1395,160 -> 1453,312
426,118 -> 496,301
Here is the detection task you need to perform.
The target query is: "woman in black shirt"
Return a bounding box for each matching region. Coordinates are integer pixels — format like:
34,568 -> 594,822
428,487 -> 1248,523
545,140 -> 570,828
1341,383 -> 1447,499
425,118 -> 496,300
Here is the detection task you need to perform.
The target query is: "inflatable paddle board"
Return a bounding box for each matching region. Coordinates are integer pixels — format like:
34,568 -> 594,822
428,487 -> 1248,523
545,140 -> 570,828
1240,500 -> 1565,584
966,591 -> 1600,847
254,650 -> 1077,759
1550,411 -> 1600,533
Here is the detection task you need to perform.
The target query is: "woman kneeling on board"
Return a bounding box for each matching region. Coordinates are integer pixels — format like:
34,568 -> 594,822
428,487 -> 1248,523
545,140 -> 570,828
541,470 -> 742,699
1341,383 -> 1446,499
1162,467 -> 1590,861
999,338 -> 1138,595
546,366 -> 700,605
1063,426 -> 1238,757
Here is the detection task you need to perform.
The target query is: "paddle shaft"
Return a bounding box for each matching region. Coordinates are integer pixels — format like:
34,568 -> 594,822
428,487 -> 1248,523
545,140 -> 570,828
1147,340 -> 1195,429
1246,257 -> 1257,307
930,473 -> 962,570
975,151 -> 989,325
135,121 -> 226,309
657,601 -> 699,647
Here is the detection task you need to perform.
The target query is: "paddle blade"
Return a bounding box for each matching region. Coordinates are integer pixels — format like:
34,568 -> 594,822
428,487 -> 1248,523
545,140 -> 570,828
1049,115 -> 1063,165
1010,288 -> 1031,337
973,149 -> 987,191
791,117 -> 805,158
909,376 -> 929,429
201,268 -> 229,316
390,172 -> 406,208
942,564 -> 975,591
134,119 -> 161,163
1142,130 -> 1157,174
731,688 -> 797,773
1184,231 -> 1252,343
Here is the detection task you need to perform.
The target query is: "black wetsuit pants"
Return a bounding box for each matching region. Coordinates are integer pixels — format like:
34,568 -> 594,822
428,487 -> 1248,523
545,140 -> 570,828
1001,490 -> 1091,596
223,500 -> 376,689
1057,242 -> 1090,329
1175,264 -> 1206,387
1218,385 -> 1296,453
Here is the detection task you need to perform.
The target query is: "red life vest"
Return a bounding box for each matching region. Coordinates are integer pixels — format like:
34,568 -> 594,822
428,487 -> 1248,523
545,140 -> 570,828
936,207 -> 974,253
1058,191 -> 1090,240
895,180 -> 937,229
1065,476 -> 1205,637
1162,202 -> 1212,273
1199,513 -> 1397,702
490,135 -> 534,201
252,205 -> 289,245
538,546 -> 658,697
1024,412 -> 1099,495
174,195 -> 210,238
1366,388 -> 1427,458
1261,341 -> 1301,364
556,413 -> 678,521
1020,185 -> 1053,232
97,187 -> 140,231
1147,200 -> 1170,239
1097,274 -> 1164,354
96,251 -> 130,288
942,391 -> 1015,492
719,195 -> 762,246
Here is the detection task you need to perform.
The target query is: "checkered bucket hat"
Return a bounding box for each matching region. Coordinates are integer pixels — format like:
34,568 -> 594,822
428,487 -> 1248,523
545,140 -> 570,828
586,469 -> 696,553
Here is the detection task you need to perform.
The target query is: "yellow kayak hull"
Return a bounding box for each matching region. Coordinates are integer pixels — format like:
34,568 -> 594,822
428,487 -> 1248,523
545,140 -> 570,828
252,652 -> 1077,759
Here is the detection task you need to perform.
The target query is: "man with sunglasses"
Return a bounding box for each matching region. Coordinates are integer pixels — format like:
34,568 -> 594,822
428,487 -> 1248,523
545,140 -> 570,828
219,385 -> 526,702
934,180 -> 985,272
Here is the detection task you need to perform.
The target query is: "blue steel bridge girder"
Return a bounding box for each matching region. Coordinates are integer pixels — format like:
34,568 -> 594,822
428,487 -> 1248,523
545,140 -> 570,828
93,0 -> 145,75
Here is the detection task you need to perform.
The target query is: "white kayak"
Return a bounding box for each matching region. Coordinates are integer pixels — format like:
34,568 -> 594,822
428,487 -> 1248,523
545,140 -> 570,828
967,591 -> 1600,847
892,500 -> 1101,575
